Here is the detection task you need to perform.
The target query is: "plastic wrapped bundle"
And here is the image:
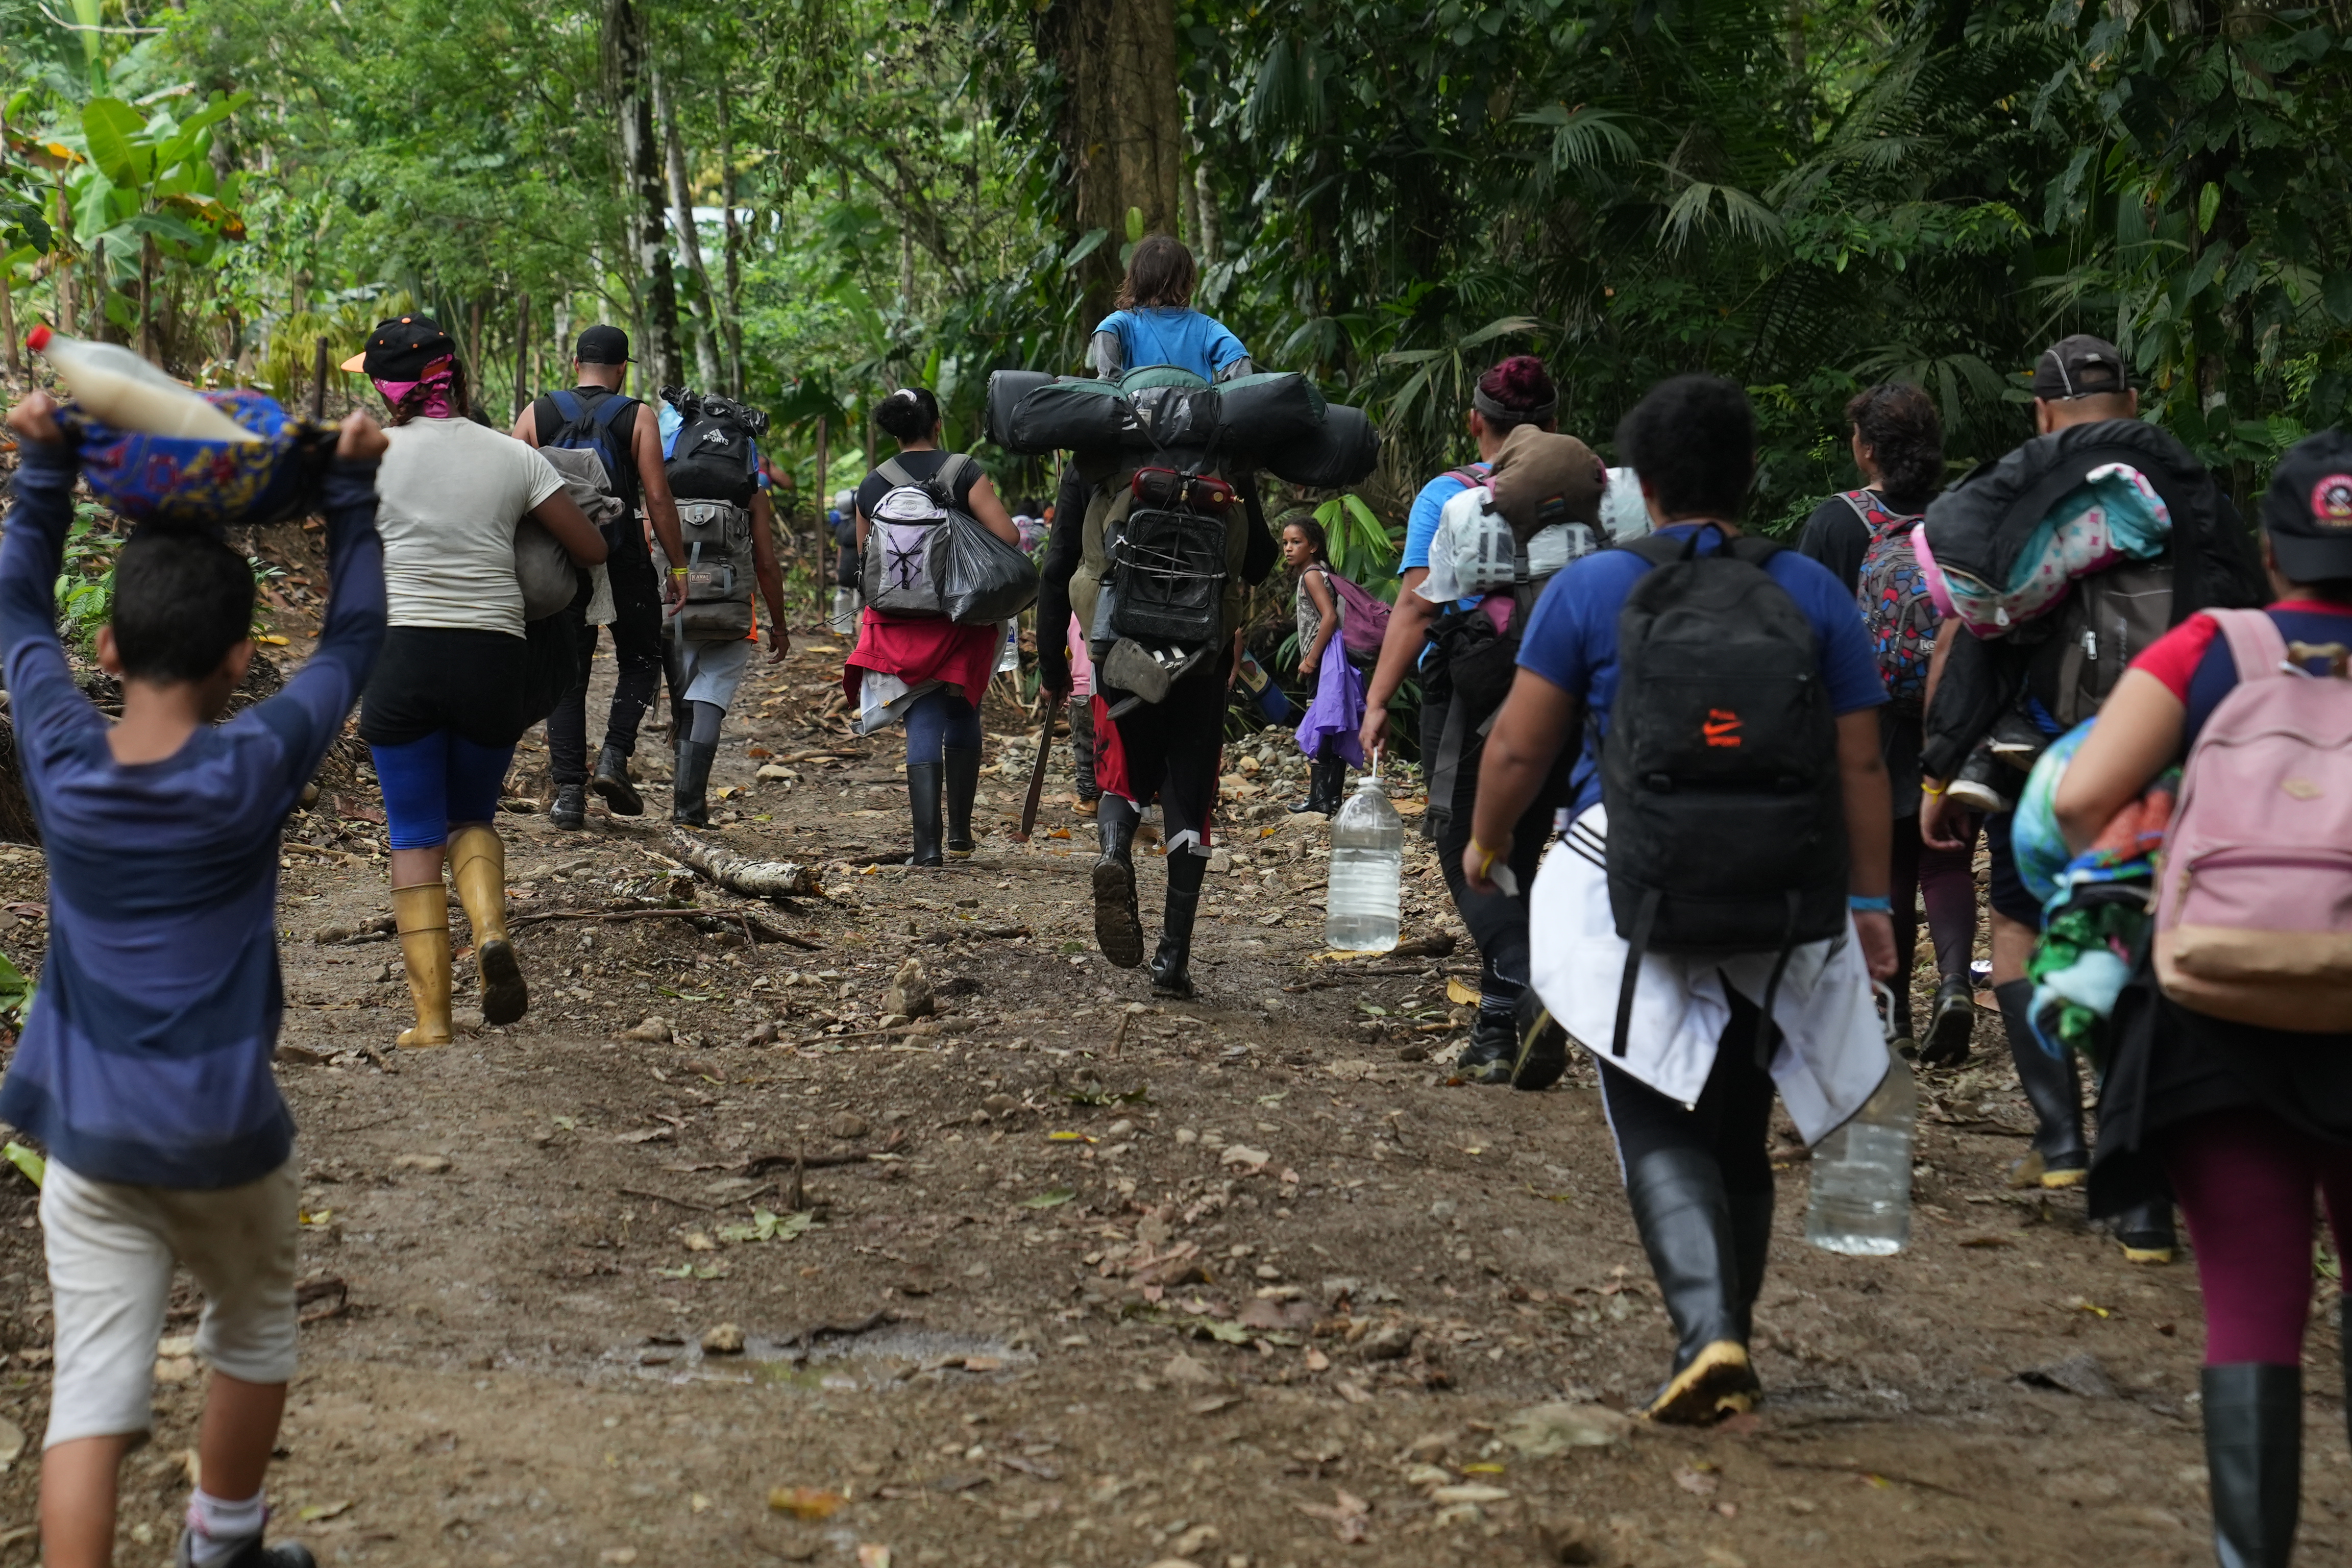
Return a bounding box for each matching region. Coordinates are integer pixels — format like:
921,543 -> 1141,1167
992,368 -> 1331,459
1262,403 -> 1380,487
984,369 -> 1056,450
58,389 -> 335,530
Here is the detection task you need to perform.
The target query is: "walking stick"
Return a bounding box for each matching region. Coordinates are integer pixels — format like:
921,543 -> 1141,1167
1015,701 -> 1057,843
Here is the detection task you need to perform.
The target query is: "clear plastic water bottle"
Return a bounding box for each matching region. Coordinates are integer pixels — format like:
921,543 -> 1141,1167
1326,770 -> 1403,952
1805,1032 -> 1916,1257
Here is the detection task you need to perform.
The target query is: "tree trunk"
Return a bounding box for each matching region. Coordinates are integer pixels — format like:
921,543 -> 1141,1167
719,78 -> 745,397
512,293 -> 532,424
1038,0 -> 1186,321
655,68 -> 721,389
605,0 -> 681,389
52,170 -> 72,347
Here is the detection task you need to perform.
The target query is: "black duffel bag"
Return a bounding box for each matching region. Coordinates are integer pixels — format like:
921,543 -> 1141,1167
1263,403 -> 1379,487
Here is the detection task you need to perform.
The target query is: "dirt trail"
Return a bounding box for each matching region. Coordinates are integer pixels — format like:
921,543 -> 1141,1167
0,615 -> 2338,1568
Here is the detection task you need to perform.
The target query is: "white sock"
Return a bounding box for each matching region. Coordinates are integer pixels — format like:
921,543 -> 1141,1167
185,1487 -> 266,1566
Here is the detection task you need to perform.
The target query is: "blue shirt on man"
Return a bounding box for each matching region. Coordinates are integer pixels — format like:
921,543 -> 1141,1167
1515,522 -> 1886,813
0,446 -> 386,1187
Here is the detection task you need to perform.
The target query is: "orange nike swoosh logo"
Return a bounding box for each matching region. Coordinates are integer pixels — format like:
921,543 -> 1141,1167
1701,719 -> 1741,737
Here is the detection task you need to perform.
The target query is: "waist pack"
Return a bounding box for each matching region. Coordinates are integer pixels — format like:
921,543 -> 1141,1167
1601,531 -> 1846,1055
672,499 -> 756,639
1843,491 -> 1935,709
2154,610 -> 2352,1032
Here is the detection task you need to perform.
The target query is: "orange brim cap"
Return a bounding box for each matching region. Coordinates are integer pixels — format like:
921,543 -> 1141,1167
338,350 -> 368,373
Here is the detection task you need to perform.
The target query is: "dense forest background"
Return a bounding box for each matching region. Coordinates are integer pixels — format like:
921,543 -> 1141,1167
3,0 -> 2349,558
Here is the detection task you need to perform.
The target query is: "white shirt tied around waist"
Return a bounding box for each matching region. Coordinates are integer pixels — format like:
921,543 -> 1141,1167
1528,803 -> 1889,1146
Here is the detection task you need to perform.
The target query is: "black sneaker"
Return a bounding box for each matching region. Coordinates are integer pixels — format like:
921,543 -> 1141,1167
549,781 -> 586,830
176,1531 -> 316,1568
1919,974 -> 1976,1067
1457,1013 -> 1514,1085
592,745 -> 644,817
1508,995 -> 1569,1091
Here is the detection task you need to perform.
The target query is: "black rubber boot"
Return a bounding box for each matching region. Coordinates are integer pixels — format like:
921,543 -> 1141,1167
2202,1363 -> 2301,1568
943,746 -> 981,860
1726,1189 -> 1776,1344
1508,989 -> 1569,1091
2114,1196 -> 2177,1264
549,781 -> 586,831
671,741 -> 716,828
1458,1010 -> 1514,1085
1290,755 -> 1346,815
1625,1147 -> 1760,1424
1092,796 -> 1145,968
905,762 -> 945,868
1997,977 -> 2087,1188
1152,851 -> 1207,997
592,744 -> 645,817
1919,973 -> 1975,1068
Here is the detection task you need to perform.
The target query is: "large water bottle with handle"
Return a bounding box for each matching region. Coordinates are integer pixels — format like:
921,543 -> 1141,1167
1325,764 -> 1403,952
1804,984 -> 1916,1256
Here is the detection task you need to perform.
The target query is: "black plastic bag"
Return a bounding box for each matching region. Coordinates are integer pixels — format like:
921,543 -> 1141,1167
941,512 -> 1039,625
1263,403 -> 1380,486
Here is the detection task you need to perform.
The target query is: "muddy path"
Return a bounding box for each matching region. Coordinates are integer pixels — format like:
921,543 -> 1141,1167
0,607 -> 2336,1568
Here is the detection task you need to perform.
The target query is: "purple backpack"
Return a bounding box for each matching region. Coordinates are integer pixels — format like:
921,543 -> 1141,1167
1326,571 -> 1391,660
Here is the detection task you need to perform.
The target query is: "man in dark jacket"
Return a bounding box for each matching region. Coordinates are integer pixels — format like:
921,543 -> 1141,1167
1918,334 -> 2262,1261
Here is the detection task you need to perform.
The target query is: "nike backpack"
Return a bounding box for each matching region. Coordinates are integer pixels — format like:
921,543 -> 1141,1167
1601,530 -> 1848,1055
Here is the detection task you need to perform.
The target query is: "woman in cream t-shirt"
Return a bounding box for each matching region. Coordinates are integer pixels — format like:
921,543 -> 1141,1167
344,314 -> 605,1051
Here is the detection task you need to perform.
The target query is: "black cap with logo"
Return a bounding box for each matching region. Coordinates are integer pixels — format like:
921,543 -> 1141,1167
2262,429 -> 2352,583
340,315 -> 456,378
2031,334 -> 2131,401
575,325 -> 632,365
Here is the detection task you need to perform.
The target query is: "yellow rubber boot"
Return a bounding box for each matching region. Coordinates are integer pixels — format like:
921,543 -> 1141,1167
390,883 -> 453,1048
449,824 -> 528,1027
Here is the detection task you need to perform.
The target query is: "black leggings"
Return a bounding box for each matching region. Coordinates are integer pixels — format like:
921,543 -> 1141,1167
548,544 -> 665,782
1424,694 -> 1564,1017
1599,988 -> 1778,1200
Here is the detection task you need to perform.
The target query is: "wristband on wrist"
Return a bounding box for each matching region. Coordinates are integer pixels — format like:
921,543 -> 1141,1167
1848,894 -> 1892,913
1470,836 -> 1509,882
1921,782 -> 1945,796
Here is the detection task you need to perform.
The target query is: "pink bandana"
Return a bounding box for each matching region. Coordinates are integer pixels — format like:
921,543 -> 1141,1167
371,356 -> 456,419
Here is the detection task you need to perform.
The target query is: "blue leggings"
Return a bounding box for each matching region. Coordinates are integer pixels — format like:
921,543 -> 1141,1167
903,687 -> 981,767
372,731 -> 516,850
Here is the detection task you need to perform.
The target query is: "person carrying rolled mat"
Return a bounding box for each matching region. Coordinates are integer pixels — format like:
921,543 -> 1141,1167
2053,430 -> 2352,1567
844,387 -> 1024,866
1795,383 -> 1979,1063
346,316 -> 608,1046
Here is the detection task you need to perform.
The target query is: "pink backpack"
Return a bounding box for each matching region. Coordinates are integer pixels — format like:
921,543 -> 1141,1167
1327,571 -> 1391,660
2154,609 -> 2352,1031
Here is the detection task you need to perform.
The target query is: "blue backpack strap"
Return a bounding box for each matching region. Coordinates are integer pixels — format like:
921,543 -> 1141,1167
589,393 -> 638,438
547,387 -> 585,428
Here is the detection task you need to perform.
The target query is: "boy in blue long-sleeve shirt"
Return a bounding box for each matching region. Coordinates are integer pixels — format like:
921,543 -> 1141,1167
0,391 -> 388,1568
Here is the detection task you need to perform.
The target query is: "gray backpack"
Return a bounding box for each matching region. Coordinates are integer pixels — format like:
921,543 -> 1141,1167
860,455 -> 978,619
675,499 -> 757,640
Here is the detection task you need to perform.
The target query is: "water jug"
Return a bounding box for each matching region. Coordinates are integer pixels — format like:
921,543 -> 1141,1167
26,325 -> 254,443
1325,768 -> 1403,952
1804,1005 -> 1915,1256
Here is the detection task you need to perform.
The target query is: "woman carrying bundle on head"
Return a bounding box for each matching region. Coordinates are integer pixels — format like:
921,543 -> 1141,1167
844,386 -> 1025,866
348,316 -> 608,1047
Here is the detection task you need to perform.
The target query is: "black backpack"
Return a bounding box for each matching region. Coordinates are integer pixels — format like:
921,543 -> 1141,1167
664,389 -> 764,504
1601,531 -> 1848,1057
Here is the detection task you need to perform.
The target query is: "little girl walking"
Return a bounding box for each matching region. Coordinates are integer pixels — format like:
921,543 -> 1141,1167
1283,515 -> 1364,814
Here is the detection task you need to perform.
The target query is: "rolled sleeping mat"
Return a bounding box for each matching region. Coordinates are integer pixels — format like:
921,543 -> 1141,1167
1262,403 -> 1380,488
1212,371 -> 1327,446
1004,378 -> 1133,455
984,369 -> 1057,450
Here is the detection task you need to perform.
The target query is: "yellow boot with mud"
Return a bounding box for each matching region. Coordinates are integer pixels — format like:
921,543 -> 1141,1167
391,882 -> 453,1048
450,823 -> 528,1026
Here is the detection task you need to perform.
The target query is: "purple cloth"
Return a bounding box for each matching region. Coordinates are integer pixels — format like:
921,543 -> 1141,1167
1296,648 -> 1366,767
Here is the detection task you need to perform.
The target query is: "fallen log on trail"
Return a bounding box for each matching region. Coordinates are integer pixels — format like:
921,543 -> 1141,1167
672,831 -> 824,899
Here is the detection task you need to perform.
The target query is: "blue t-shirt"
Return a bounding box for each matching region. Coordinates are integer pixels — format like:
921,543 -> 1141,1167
1400,462 -> 1491,575
1516,523 -> 1888,812
1094,307 -> 1248,381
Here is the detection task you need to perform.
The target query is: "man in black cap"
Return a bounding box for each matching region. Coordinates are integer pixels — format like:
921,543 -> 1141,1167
513,326 -> 688,830
1916,331 -> 2263,1263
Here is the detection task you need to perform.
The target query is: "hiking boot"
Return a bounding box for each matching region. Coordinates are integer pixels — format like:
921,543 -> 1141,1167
2203,1363 -> 2302,1567
1457,1012 -> 1515,1085
1092,798 -> 1145,969
1918,974 -> 1976,1067
549,781 -> 586,830
943,746 -> 981,860
175,1530 -> 315,1568
1151,851 -> 1207,998
2115,1197 -> 2176,1265
450,825 -> 526,1027
672,741 -> 716,827
1508,992 -> 1569,1091
390,883 -> 452,1049
1626,1148 -> 1761,1425
906,762 -> 945,868
592,744 -> 644,817
1997,978 -> 2087,1185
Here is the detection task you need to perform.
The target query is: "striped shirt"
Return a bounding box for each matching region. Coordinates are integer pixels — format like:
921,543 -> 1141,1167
0,445 -> 386,1187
